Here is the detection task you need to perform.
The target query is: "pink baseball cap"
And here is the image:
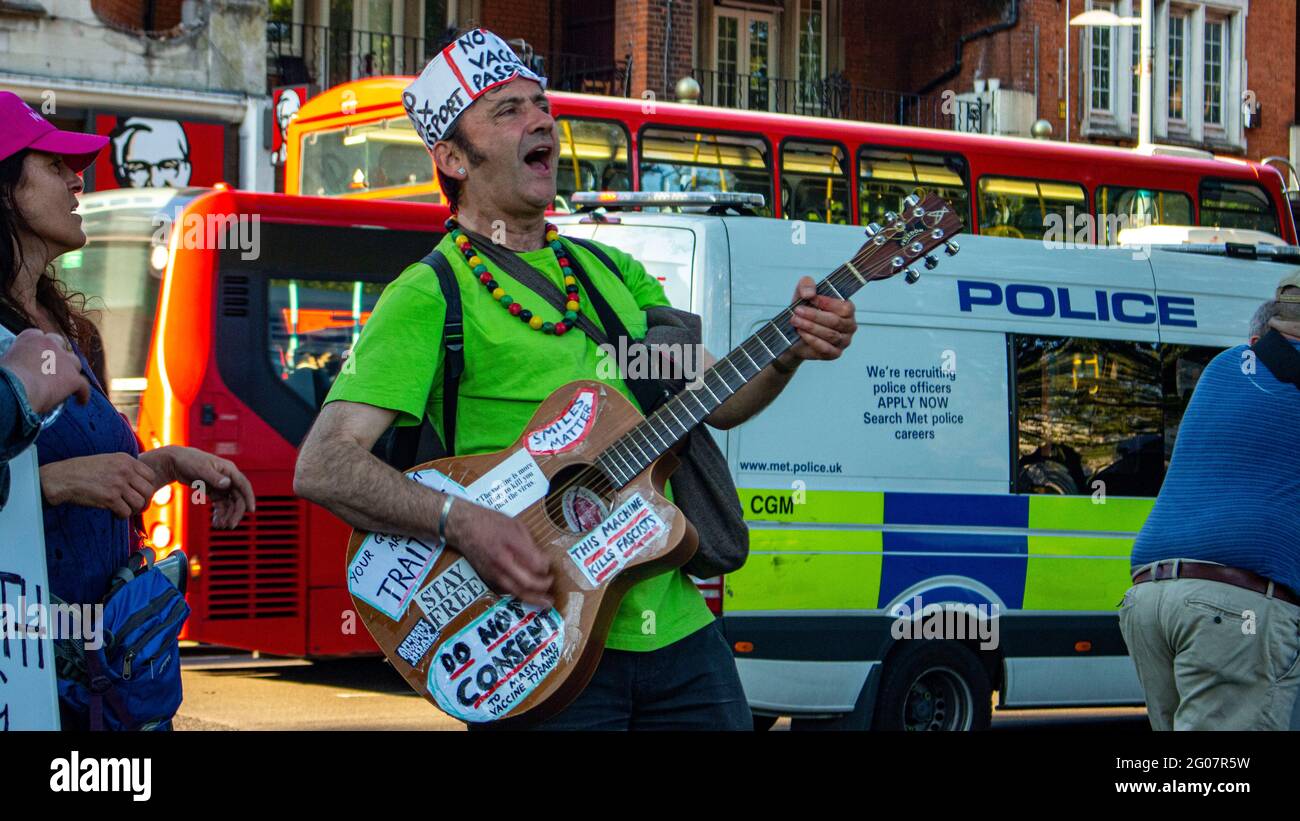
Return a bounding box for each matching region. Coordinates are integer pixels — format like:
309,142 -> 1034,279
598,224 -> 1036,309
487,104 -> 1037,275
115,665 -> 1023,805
0,90 -> 108,172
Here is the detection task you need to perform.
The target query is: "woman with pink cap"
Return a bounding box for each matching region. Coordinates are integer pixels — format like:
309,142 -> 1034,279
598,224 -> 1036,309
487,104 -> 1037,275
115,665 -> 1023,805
0,91 -> 256,730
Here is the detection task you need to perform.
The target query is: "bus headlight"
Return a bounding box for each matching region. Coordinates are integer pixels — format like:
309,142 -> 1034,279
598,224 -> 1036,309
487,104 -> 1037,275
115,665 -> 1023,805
150,523 -> 173,549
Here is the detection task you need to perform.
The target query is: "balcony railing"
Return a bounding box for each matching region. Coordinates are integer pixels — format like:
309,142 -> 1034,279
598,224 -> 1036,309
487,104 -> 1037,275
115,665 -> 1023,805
692,68 -> 987,132
546,52 -> 631,98
267,21 -> 432,89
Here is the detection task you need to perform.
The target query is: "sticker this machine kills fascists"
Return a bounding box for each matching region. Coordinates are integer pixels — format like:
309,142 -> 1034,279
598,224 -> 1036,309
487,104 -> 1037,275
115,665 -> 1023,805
566,493 -> 666,587
428,598 -> 564,722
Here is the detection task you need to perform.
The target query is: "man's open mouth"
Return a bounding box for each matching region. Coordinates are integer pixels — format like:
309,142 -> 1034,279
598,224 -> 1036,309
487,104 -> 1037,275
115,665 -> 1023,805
524,145 -> 552,173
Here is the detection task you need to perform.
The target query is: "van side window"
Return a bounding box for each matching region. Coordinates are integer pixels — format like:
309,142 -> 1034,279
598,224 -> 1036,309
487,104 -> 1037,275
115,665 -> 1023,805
639,127 -> 772,215
1199,179 -> 1279,236
781,140 -> 850,224
554,118 -> 630,210
267,278 -> 384,409
1096,186 -> 1194,245
978,177 -> 1087,242
1013,336 -> 1164,497
859,147 -> 969,230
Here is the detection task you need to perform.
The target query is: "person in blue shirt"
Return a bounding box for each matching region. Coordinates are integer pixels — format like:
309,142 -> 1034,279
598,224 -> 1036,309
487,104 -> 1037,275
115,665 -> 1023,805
1,93 -> 258,728
1120,271 -> 1300,730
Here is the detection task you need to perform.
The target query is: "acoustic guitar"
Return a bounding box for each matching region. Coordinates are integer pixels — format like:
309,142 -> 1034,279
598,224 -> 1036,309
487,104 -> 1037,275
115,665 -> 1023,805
343,194 -> 963,723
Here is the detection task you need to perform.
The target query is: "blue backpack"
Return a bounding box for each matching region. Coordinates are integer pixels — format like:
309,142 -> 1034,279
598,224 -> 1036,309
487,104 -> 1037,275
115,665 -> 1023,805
55,549 -> 190,731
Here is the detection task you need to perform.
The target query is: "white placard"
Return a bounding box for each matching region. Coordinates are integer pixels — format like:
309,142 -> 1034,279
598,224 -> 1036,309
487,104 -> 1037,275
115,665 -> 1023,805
0,446 -> 60,730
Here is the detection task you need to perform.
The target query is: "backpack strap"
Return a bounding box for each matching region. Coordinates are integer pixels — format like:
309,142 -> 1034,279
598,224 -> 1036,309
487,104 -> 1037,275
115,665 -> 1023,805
565,236 -> 625,284
561,241 -> 673,415
386,248 -> 463,468
1252,329 -> 1300,390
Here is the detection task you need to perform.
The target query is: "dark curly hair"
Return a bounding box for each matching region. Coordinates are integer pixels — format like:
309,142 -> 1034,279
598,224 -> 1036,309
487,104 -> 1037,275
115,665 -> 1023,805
0,149 -> 99,358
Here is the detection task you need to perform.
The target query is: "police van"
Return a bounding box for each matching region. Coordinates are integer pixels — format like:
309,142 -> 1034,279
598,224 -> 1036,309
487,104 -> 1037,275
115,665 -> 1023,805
553,193 -> 1297,730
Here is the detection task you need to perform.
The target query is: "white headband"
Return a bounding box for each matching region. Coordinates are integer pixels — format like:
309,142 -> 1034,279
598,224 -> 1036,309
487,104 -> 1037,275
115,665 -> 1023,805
403,29 -> 548,150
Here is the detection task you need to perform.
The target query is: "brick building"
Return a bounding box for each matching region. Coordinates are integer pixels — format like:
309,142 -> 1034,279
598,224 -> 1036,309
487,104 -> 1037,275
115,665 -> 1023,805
270,0 -> 1295,167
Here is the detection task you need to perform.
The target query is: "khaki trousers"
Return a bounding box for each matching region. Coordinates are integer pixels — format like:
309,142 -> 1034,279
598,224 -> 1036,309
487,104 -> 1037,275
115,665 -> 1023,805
1118,572 -> 1300,730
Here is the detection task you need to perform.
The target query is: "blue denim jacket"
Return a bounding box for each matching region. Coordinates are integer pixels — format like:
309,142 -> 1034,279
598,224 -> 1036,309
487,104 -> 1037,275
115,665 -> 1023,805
0,364 -> 43,511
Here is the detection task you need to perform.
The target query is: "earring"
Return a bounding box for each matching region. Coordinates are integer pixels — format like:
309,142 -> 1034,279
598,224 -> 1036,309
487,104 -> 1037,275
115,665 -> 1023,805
458,167 -> 466,176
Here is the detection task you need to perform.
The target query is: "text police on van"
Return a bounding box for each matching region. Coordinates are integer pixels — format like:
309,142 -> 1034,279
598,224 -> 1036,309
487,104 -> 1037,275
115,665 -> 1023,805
957,280 -> 1197,327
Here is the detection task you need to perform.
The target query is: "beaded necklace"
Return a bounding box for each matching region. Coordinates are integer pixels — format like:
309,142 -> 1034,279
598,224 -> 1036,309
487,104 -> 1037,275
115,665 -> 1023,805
445,217 -> 581,336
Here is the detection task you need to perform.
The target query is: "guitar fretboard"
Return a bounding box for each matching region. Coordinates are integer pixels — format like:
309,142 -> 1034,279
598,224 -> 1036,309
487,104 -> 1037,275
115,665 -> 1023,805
594,252 -> 884,488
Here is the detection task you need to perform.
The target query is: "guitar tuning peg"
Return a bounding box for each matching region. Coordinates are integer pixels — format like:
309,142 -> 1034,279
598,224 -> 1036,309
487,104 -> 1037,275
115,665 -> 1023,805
864,222 -> 882,237
944,240 -> 960,256
884,211 -> 898,222
923,254 -> 939,270
902,194 -> 920,209
904,268 -> 921,284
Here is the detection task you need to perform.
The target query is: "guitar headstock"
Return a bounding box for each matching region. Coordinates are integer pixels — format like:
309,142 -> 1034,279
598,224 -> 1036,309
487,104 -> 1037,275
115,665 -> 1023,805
853,193 -> 963,285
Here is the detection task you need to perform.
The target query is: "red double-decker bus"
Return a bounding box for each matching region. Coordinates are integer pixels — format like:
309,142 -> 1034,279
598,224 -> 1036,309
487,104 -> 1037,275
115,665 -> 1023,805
286,76 -> 1296,243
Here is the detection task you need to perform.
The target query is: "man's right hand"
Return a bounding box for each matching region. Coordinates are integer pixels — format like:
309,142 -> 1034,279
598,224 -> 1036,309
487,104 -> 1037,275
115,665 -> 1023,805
1,329 -> 91,415
445,500 -> 554,608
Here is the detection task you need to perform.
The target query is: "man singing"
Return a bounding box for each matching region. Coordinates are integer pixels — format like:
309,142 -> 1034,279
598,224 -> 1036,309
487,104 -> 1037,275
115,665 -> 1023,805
294,29 -> 858,729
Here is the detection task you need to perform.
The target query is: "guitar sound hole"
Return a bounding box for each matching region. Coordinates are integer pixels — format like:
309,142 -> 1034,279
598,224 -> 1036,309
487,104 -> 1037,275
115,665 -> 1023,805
544,463 -> 613,534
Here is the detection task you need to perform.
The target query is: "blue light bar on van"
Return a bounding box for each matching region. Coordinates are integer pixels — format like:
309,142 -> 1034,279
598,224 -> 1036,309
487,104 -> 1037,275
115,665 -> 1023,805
570,191 -> 766,211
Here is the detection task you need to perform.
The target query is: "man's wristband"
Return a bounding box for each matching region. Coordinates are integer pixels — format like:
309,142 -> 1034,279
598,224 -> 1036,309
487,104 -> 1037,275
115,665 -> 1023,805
437,495 -> 455,543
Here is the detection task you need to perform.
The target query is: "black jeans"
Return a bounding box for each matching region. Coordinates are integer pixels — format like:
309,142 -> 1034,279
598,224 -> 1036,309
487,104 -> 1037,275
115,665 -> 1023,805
468,620 -> 752,731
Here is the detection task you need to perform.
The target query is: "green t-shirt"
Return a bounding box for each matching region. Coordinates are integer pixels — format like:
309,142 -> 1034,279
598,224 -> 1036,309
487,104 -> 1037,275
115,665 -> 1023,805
326,232 -> 715,651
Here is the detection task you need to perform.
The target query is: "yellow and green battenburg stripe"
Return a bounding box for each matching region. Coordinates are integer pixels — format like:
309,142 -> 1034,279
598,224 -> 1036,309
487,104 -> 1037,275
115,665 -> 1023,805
725,489 -> 1153,613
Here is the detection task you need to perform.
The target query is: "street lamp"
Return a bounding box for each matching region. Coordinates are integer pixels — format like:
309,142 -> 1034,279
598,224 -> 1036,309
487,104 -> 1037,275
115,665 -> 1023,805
1069,1 -> 1152,148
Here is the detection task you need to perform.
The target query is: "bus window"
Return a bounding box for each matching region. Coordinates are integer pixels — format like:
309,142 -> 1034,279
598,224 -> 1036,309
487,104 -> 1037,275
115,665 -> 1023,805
1014,336 -> 1164,497
1199,178 -> 1279,235
1096,186 -> 1193,245
554,118 -> 630,210
299,115 -> 433,197
267,278 -> 385,410
638,127 -> 772,215
780,140 -> 850,224
978,177 -> 1087,241
858,147 -> 969,230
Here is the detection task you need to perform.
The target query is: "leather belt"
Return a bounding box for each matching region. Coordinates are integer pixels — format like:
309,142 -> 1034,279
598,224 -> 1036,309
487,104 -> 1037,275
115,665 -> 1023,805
1132,560 -> 1300,607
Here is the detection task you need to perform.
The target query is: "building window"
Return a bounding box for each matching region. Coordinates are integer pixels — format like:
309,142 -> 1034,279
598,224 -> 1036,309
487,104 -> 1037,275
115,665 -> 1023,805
1089,2 -> 1114,111
1167,12 -> 1186,121
1203,18 -> 1224,126
797,0 -> 826,112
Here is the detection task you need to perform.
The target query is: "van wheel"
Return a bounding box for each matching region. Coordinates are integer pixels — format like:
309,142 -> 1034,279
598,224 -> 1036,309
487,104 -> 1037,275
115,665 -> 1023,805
874,641 -> 991,731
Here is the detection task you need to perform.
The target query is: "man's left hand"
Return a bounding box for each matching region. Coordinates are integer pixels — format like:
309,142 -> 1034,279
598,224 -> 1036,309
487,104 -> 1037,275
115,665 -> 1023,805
781,275 -> 857,366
